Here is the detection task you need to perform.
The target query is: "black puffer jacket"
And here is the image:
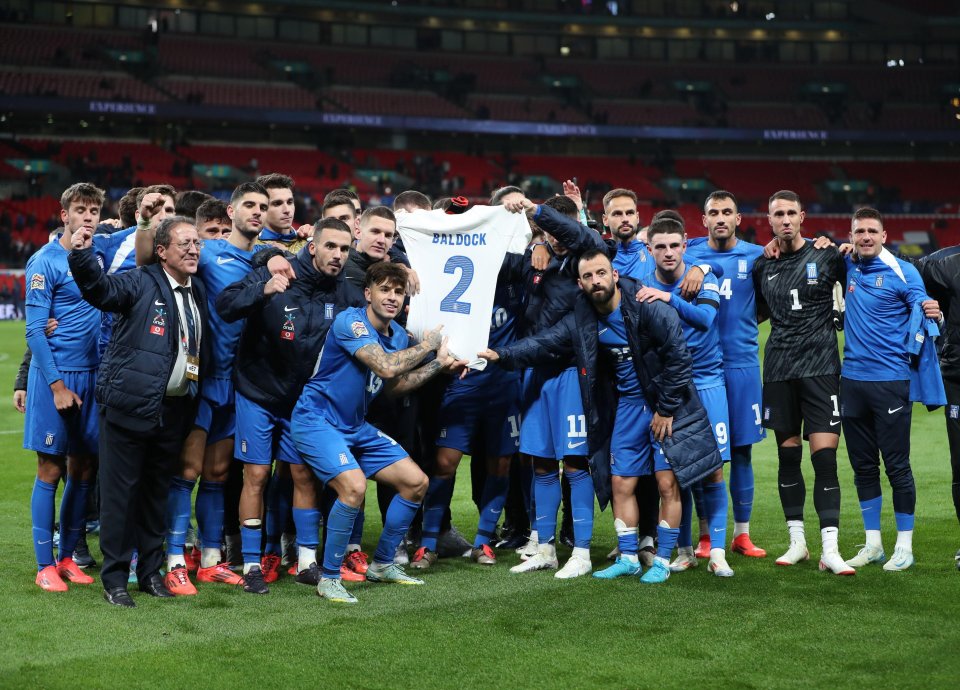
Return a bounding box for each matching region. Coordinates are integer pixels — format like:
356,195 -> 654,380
216,246 -> 365,417
494,276 -> 722,504
68,246 -> 211,432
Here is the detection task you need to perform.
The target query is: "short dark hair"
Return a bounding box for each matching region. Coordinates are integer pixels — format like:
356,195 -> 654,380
364,261 -> 407,292
117,187 -> 143,227
256,173 -> 295,191
312,216 -> 352,241
60,182 -> 105,211
175,190 -> 213,218
490,186 -> 523,205
360,206 -> 396,227
852,207 -> 883,226
195,198 -> 229,226
136,184 -> 176,208
325,187 -> 359,203
543,195 -> 579,220
704,190 -> 738,211
230,182 -> 268,205
393,190 -> 431,211
577,248 -> 612,272
154,215 -> 195,253
602,188 -> 637,210
769,190 -> 801,209
322,192 -> 357,218
647,217 -> 685,241
652,209 -> 684,224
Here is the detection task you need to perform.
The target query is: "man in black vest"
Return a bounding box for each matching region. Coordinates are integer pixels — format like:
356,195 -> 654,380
69,216 -> 210,608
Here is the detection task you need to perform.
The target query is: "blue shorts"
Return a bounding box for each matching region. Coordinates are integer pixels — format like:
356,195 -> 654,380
698,383 -> 732,463
292,415 -> 409,484
519,366 -> 588,460
609,397 -> 663,477
724,366 -> 765,447
24,368 -> 98,456
436,375 -> 521,457
195,377 -> 235,444
234,391 -> 301,466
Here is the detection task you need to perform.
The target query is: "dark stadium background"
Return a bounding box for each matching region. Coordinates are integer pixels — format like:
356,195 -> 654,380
0,0 -> 958,312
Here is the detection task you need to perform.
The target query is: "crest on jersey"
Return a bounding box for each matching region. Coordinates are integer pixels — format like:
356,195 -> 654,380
738,259 -> 747,275
875,276 -> 884,288
30,273 -> 45,291
950,405 -> 959,420
339,452 -> 349,466
44,432 -> 54,446
324,303 -> 334,320
848,281 -> 855,293
150,307 -> 166,336
806,262 -> 818,284
351,321 -> 369,337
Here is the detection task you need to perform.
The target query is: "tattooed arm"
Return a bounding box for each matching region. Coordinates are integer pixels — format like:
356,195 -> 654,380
386,337 -> 466,395
353,325 -> 444,379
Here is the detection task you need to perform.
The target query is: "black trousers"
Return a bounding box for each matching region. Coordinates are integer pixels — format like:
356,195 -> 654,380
98,400 -> 190,591
943,378 -> 960,523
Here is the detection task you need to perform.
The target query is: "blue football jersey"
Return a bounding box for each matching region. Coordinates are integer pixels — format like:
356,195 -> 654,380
597,303 -> 645,401
295,306 -> 409,431
842,254 -> 929,382
685,236 -> 764,369
24,239 -> 101,382
198,239 -> 258,379
454,278 -> 523,391
649,266 -> 724,389
613,238 -> 655,282
92,226 -> 138,354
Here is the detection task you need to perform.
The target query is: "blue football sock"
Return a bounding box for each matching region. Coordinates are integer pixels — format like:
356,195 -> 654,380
292,508 -> 320,550
350,506 -> 365,545
533,471 -> 562,543
566,469 -> 594,549
195,480 -> 225,549
730,446 -> 755,523
703,480 -> 728,550
375,495 -> 420,565
859,495 -> 883,532
678,487 -> 694,548
656,525 -> 680,560
322,500 -> 359,578
264,472 -> 292,555
475,474 -> 509,547
58,478 -> 89,560
166,477 -> 195,557
420,476 -> 453,552
618,530 -> 639,557
240,522 -> 262,565
31,478 -> 57,569
894,511 -> 915,533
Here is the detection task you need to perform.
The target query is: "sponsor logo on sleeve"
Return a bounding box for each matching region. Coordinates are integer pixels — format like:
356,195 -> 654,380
30,273 -> 45,291
351,320 -> 369,337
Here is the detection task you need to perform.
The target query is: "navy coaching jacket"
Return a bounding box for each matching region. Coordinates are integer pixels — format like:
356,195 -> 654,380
216,245 -> 365,418
493,276 -> 722,507
68,246 -> 212,432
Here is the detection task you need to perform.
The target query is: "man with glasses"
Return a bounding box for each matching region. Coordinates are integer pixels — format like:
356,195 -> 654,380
68,215 -> 211,607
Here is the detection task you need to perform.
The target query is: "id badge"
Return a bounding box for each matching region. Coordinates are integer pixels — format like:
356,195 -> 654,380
186,355 -> 200,381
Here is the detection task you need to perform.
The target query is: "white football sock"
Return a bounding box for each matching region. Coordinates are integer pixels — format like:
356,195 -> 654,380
200,547 -> 221,569
733,521 -> 749,538
167,554 -> 186,570
865,529 -> 883,549
895,530 -> 913,551
298,546 -> 317,570
821,526 -> 839,554
787,520 -> 806,543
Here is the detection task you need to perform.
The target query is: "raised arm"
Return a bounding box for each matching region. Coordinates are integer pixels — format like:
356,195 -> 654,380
68,229 -> 140,313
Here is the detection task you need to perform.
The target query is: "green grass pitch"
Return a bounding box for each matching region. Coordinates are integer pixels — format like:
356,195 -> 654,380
1,319 -> 959,688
